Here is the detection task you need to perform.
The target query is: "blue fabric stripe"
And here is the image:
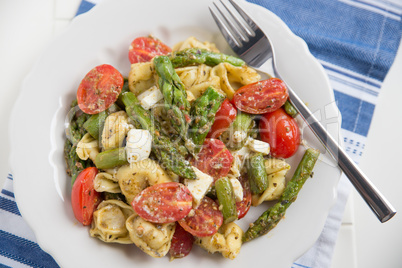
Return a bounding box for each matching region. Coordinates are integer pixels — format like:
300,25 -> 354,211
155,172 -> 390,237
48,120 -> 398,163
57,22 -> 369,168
292,262 -> 312,268
7,175 -> 12,181
248,0 -> 402,81
0,197 -> 20,216
322,62 -> 382,89
334,90 -> 375,136
75,0 -> 96,16
328,74 -> 379,97
0,230 -> 59,268
374,0 -> 402,10
350,0 -> 402,17
1,189 -> 14,198
0,264 -> 12,268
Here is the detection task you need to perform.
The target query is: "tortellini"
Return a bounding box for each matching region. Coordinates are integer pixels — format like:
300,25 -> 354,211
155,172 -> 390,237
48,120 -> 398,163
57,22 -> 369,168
176,62 -> 260,101
195,222 -> 243,260
128,61 -> 156,96
176,65 -> 222,100
90,200 -> 135,244
76,133 -> 99,162
101,111 -> 133,150
252,158 -> 291,206
211,63 -> 261,100
116,159 -> 173,204
172,36 -> 219,53
94,172 -> 121,193
126,214 -> 175,258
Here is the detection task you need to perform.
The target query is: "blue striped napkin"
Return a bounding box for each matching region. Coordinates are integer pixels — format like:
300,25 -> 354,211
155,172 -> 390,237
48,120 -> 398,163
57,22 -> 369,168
1,0 -> 401,267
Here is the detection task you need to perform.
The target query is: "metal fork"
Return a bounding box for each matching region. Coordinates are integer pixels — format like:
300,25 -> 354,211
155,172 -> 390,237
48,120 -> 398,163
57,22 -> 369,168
209,0 -> 396,223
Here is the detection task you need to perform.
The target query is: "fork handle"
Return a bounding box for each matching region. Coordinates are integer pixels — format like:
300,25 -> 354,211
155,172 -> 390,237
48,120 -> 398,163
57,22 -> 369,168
286,85 -> 396,223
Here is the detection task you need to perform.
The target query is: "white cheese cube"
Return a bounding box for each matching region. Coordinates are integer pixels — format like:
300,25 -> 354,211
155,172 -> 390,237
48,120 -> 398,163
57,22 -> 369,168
125,129 -> 152,164
229,146 -> 251,177
184,167 -> 214,208
231,130 -> 248,143
247,138 -> 270,155
137,86 -> 164,110
229,178 -> 244,202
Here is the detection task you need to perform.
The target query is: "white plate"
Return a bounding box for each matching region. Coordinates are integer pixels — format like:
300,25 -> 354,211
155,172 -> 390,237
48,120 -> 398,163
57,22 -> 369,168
10,0 -> 342,267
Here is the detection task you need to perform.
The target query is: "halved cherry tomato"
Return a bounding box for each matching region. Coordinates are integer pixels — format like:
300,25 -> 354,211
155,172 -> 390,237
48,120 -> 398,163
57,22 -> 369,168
128,36 -> 172,64
236,176 -> 251,219
259,107 -> 300,158
192,139 -> 234,180
71,167 -> 101,226
77,64 -> 124,115
132,182 -> 193,224
169,223 -> 194,259
206,99 -> 237,139
178,196 -> 223,237
233,78 -> 288,114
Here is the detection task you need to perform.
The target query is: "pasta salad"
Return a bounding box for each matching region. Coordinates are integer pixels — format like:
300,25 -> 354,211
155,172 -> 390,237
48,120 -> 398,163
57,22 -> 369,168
64,36 -> 320,260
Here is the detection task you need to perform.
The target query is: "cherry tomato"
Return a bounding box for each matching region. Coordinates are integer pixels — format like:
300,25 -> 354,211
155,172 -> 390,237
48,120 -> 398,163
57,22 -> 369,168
192,139 -> 234,180
132,182 -> 193,224
206,99 -> 237,139
169,223 -> 194,259
71,167 -> 101,226
236,176 -> 251,219
77,64 -> 124,115
233,78 -> 288,114
178,196 -> 223,237
259,107 -> 300,158
128,36 -> 172,64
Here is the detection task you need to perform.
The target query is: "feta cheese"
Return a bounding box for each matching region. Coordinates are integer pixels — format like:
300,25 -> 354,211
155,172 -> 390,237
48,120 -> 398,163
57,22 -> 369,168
125,129 -> 152,164
247,138 -> 270,155
137,86 -> 164,110
184,167 -> 214,208
229,178 -> 244,202
229,146 -> 251,177
231,131 -> 248,143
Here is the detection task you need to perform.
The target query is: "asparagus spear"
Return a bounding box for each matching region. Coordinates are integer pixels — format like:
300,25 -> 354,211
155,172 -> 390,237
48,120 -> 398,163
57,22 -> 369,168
65,99 -> 91,145
247,153 -> 269,194
188,86 -> 224,153
283,99 -> 299,118
220,112 -> 254,150
94,147 -> 128,169
243,148 -> 320,242
64,99 -> 93,185
153,56 -> 191,140
64,139 -> 92,185
215,177 -> 238,224
119,92 -> 196,179
83,103 -> 120,140
170,48 -> 245,67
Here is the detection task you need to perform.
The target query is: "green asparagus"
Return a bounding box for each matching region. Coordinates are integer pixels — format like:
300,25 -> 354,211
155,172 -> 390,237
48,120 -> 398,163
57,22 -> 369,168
64,139 -> 92,185
153,56 -> 191,139
283,99 -> 299,118
188,86 -> 224,153
65,99 -> 90,145
220,111 -> 254,150
83,103 -> 120,140
243,148 -> 320,242
64,99 -> 93,185
114,78 -> 131,109
215,177 -> 238,224
94,147 -> 128,169
170,48 -> 245,68
248,153 -> 269,194
119,92 -> 196,179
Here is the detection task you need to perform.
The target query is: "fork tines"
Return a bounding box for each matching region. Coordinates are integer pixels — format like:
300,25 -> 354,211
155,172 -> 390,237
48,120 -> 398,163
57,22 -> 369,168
209,0 -> 256,48
209,0 -> 271,67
